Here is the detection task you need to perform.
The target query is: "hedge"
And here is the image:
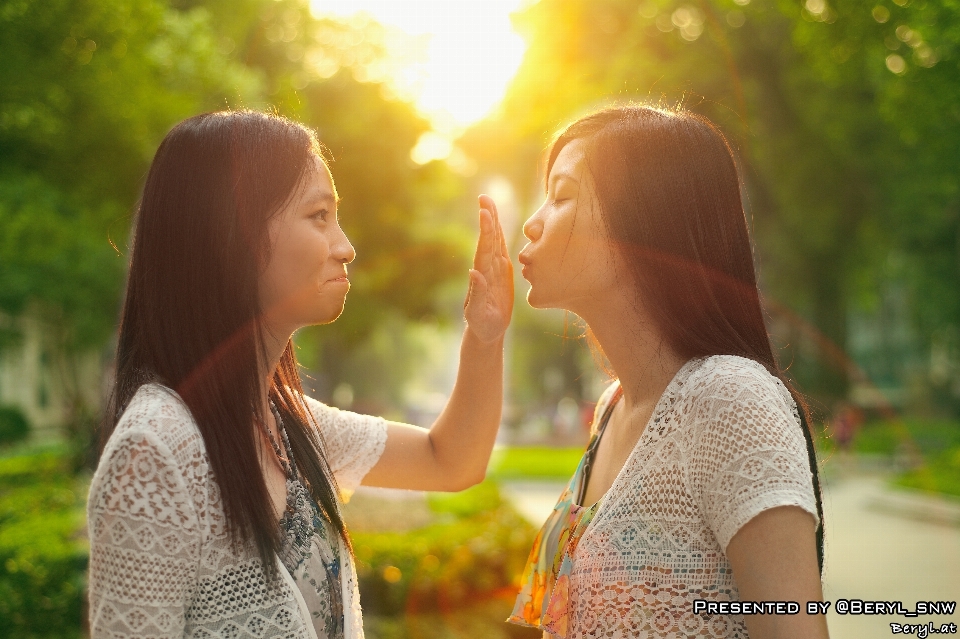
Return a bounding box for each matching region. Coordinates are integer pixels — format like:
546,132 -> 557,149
0,447 -> 88,638
0,405 -> 29,447
353,481 -> 536,617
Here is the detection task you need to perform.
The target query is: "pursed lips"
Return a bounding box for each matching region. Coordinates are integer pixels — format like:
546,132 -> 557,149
518,249 -> 533,278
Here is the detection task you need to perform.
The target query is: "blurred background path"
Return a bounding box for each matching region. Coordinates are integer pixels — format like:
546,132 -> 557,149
501,470 -> 960,639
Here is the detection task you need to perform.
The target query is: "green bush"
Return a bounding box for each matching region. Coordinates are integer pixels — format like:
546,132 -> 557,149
849,420 -> 960,457
0,405 -> 30,446
353,481 -> 536,616
488,446 -> 583,480
895,446 -> 960,498
364,598 -> 541,639
817,419 -> 960,466
0,447 -> 88,638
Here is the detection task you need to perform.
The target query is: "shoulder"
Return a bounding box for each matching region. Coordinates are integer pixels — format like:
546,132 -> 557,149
301,393 -> 335,422
678,355 -> 808,467
300,393 -> 387,449
678,355 -> 804,453
301,394 -> 385,428
103,383 -> 205,473
90,384 -> 204,528
686,355 -> 796,414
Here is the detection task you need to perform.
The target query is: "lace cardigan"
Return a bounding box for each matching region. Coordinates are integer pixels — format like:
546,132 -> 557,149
87,383 -> 388,639
562,355 -> 818,638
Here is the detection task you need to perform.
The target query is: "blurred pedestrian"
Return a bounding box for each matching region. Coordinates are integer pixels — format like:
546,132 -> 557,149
831,401 -> 864,452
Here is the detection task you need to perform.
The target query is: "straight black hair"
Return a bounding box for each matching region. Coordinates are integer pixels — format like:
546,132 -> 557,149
549,105 -> 825,573
104,110 -> 349,577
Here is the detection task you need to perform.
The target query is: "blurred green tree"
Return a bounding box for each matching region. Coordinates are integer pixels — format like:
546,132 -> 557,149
465,0 -> 960,412
195,0 -> 474,402
0,0 -> 473,429
0,0 -> 261,453
0,0 -> 259,346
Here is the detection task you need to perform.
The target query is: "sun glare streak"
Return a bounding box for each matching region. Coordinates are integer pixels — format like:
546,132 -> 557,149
310,0 -> 529,135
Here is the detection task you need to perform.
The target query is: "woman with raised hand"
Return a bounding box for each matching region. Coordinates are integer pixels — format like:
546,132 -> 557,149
507,106 -> 827,639
86,110 -> 513,639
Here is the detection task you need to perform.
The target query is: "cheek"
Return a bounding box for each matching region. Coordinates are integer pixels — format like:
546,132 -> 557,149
261,227 -> 327,304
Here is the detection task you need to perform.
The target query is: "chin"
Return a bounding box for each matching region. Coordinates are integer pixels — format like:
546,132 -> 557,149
320,303 -> 347,325
309,296 -> 348,326
525,287 -> 551,310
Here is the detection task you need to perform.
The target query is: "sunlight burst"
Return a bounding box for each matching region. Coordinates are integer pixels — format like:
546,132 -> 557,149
311,0 -> 529,132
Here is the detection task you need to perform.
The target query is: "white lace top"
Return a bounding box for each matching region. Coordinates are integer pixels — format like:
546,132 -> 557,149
567,355 -> 818,638
87,383 -> 388,639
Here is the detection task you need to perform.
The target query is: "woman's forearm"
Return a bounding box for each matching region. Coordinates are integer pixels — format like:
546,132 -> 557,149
424,327 -> 504,489
360,195 -> 512,492
360,326 -> 504,492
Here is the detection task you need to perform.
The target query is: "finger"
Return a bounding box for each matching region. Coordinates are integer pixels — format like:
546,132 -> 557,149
479,194 -> 505,258
464,268 -> 488,314
473,209 -> 494,272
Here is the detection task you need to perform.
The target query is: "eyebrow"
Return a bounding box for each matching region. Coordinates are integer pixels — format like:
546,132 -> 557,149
548,172 -> 580,189
303,191 -> 340,208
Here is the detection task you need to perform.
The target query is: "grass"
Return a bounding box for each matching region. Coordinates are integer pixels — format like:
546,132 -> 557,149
492,422 -> 960,500
487,446 -> 583,480
817,419 -> 960,457
894,446 -> 960,498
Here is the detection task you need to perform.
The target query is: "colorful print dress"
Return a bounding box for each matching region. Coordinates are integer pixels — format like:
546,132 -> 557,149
507,357 -> 819,638
508,385 -> 622,638
270,406 -> 345,639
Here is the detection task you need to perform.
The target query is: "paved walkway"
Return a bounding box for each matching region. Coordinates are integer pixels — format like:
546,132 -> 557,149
500,475 -> 960,639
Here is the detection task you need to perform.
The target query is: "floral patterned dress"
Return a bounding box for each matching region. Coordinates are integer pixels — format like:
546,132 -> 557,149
508,386 -> 623,638
270,407 -> 345,639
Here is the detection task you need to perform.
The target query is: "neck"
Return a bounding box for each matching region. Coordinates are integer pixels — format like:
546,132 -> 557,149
576,289 -> 686,412
259,321 -> 293,417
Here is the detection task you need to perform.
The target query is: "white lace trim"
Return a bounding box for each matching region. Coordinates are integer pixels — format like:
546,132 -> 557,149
303,396 -> 387,500
568,356 -> 818,639
87,383 -> 387,638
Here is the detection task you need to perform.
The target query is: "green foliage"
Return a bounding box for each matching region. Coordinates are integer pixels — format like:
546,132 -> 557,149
834,419 -> 960,456
0,447 -> 88,638
0,405 -> 29,446
364,598 -> 541,639
353,482 -> 535,616
1,0 -> 475,412
287,67 -> 472,403
0,0 -> 260,349
0,175 -> 124,349
466,0 -> 960,409
427,478 -> 503,517
488,446 -> 584,480
895,446 -> 960,498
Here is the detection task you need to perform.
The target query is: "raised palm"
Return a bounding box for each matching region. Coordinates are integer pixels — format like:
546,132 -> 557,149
464,194 -> 514,343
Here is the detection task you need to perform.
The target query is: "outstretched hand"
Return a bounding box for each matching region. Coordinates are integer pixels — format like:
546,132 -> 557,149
463,194 -> 514,343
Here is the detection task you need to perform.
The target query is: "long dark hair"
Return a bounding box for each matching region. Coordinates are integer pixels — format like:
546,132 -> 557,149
549,105 -> 825,572
104,110 -> 349,577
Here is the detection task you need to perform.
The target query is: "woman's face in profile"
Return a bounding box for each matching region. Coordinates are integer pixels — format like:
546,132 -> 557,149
258,156 -> 356,333
519,139 -> 620,314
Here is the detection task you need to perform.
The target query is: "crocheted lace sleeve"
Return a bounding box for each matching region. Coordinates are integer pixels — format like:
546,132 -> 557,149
304,396 -> 388,495
687,358 -> 818,551
87,393 -> 202,638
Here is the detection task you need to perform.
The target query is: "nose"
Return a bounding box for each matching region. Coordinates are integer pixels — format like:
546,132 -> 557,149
333,224 -> 356,264
522,208 -> 544,242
